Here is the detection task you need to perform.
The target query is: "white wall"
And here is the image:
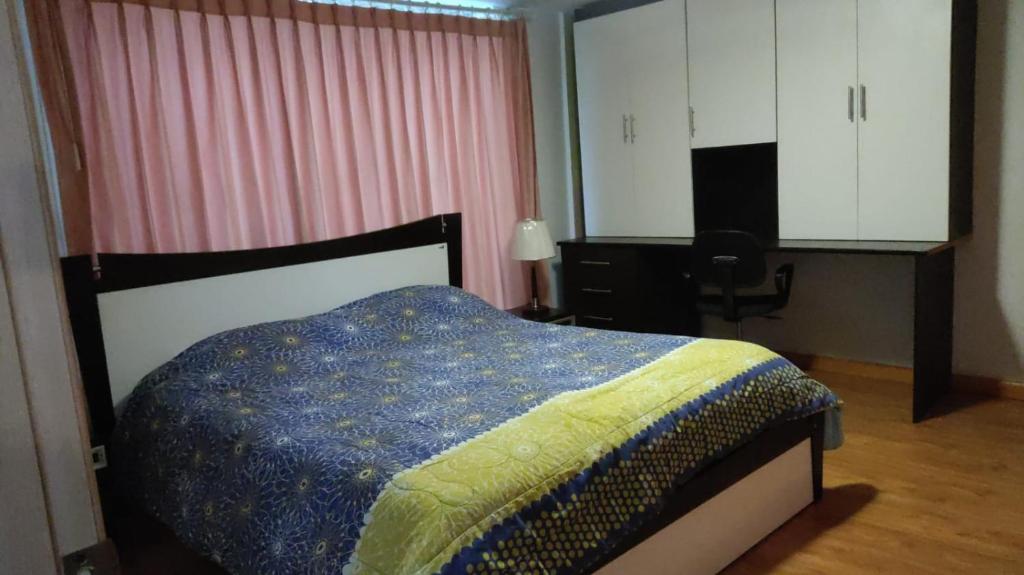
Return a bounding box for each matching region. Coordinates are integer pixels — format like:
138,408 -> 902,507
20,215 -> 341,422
533,0 -> 1024,382
706,253 -> 916,367
952,0 -> 1024,381
528,7 -> 576,305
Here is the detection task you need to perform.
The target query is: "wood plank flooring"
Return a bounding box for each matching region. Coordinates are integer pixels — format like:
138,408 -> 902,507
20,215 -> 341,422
724,370 -> 1024,574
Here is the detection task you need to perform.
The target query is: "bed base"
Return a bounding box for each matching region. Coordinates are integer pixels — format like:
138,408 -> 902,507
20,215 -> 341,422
587,412 -> 823,574
62,213 -> 826,574
106,413 -> 823,575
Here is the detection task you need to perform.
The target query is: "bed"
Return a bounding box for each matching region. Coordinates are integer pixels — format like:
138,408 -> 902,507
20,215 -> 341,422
61,214 -> 841,575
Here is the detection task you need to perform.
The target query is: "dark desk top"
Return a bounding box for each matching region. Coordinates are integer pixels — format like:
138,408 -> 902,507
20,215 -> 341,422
558,236 -> 953,256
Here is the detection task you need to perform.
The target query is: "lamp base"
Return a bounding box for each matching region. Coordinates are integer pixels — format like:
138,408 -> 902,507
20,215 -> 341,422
524,263 -> 549,318
522,301 -> 550,318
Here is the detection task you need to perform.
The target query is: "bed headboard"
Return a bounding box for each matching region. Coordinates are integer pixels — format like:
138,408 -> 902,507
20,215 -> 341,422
62,214 -> 462,443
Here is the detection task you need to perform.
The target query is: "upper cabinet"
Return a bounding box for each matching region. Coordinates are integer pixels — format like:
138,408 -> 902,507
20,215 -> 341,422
778,0 -> 975,241
575,11 -> 634,237
685,0 -> 777,149
574,0 -> 974,243
856,0 -> 955,241
574,0 -> 694,238
776,0 -> 860,240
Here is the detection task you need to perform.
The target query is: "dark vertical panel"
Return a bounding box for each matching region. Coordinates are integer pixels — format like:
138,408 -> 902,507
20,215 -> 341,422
811,411 -> 824,501
948,0 -> 977,239
913,247 -> 956,422
60,256 -> 116,443
635,245 -> 701,336
563,15 -> 586,239
444,213 -> 463,288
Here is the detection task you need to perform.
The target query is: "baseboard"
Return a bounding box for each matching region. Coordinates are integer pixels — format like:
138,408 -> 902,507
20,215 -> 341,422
782,352 -> 913,384
953,374 -> 1024,401
781,351 -> 1024,402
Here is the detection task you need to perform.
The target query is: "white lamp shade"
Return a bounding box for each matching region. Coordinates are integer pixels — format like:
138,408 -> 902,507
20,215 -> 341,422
513,219 -> 556,261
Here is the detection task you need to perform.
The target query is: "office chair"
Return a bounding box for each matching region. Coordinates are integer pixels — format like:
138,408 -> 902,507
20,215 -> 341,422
688,230 -> 794,340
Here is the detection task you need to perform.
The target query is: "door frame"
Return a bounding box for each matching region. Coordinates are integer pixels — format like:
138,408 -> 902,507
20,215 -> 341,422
1,0 -> 104,568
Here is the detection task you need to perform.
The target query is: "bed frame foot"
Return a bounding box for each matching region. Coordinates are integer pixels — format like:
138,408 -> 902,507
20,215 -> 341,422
811,412 -> 825,502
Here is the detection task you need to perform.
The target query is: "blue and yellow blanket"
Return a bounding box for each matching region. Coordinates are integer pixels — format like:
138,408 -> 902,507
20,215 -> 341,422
112,285 -> 840,575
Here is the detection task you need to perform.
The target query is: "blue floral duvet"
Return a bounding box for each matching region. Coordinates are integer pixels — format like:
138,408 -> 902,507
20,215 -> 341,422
112,285 -> 839,574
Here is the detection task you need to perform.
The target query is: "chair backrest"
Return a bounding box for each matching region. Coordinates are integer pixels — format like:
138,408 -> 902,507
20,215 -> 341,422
691,230 -> 767,288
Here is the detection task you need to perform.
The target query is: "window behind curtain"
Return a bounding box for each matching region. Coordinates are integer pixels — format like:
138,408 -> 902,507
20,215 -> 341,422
38,0 -> 537,308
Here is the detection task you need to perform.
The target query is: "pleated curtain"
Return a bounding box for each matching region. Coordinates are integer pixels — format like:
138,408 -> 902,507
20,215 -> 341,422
32,0 -> 536,308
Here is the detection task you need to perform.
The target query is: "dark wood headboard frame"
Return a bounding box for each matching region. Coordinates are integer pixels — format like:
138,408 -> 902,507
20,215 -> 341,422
61,213 -> 463,445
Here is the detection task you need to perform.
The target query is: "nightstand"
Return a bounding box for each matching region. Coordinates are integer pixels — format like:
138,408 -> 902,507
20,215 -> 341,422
506,305 -> 576,325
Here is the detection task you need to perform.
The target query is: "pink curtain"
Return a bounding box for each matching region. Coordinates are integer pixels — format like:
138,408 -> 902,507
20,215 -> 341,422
57,0 -> 535,308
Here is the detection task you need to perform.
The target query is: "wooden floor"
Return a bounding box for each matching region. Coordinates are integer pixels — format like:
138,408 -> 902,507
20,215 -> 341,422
724,370 -> 1024,574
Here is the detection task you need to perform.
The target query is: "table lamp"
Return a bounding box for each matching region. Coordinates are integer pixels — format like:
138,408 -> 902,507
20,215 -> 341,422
513,218 -> 556,315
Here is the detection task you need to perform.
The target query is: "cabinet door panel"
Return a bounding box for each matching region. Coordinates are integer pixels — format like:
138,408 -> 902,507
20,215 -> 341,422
686,0 -> 777,149
777,0 -> 859,240
575,13 -> 635,236
857,0 -> 951,241
627,0 -> 694,237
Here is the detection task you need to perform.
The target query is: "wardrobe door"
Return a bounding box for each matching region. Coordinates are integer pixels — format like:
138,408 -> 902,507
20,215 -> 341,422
626,0 -> 694,237
685,0 -> 777,149
857,0 -> 952,241
575,12 -> 635,237
777,0 -> 859,240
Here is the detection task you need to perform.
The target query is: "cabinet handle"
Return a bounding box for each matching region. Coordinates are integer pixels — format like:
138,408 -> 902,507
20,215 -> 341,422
581,288 -> 613,294
629,114 -> 636,143
583,315 -> 615,323
579,260 -> 612,266
860,85 -> 867,121
848,86 -> 855,122
623,114 -> 629,143
689,106 -> 696,137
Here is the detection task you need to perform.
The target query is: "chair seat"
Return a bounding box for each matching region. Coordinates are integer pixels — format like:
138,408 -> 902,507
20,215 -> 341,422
696,293 -> 784,320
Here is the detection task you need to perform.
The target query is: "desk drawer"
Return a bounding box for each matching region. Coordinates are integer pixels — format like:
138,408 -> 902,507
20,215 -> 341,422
573,267 -> 627,292
563,245 -> 633,270
576,312 -> 622,329
563,246 -> 637,292
573,288 -> 631,330
559,241 -> 700,336
572,289 -> 624,316
562,245 -> 639,331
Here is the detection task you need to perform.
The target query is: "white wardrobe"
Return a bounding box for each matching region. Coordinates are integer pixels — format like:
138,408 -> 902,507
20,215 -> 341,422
777,0 -> 973,241
686,0 -> 777,150
575,0 -> 974,242
574,0 -> 693,237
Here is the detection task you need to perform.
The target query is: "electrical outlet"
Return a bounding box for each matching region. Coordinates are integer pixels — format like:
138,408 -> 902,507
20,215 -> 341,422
91,445 -> 108,470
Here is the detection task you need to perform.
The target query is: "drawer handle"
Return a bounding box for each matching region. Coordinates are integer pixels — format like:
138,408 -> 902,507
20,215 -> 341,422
583,315 -> 614,322
580,260 -> 612,266
581,288 -> 613,294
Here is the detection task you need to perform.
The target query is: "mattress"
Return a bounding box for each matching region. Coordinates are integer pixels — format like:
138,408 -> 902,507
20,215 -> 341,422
111,285 -> 840,575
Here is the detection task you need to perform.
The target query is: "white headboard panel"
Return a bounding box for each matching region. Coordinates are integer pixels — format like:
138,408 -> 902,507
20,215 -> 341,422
98,243 -> 449,409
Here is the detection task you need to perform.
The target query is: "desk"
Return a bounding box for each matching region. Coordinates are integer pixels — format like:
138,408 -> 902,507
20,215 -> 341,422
558,237 -> 955,422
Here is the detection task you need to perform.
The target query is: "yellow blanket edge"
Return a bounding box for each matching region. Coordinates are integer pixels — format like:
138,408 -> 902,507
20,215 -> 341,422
345,338 -> 780,575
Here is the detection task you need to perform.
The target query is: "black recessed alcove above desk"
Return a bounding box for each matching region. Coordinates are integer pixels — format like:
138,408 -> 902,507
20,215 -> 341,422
559,236 -> 955,423
692,143 -> 779,241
